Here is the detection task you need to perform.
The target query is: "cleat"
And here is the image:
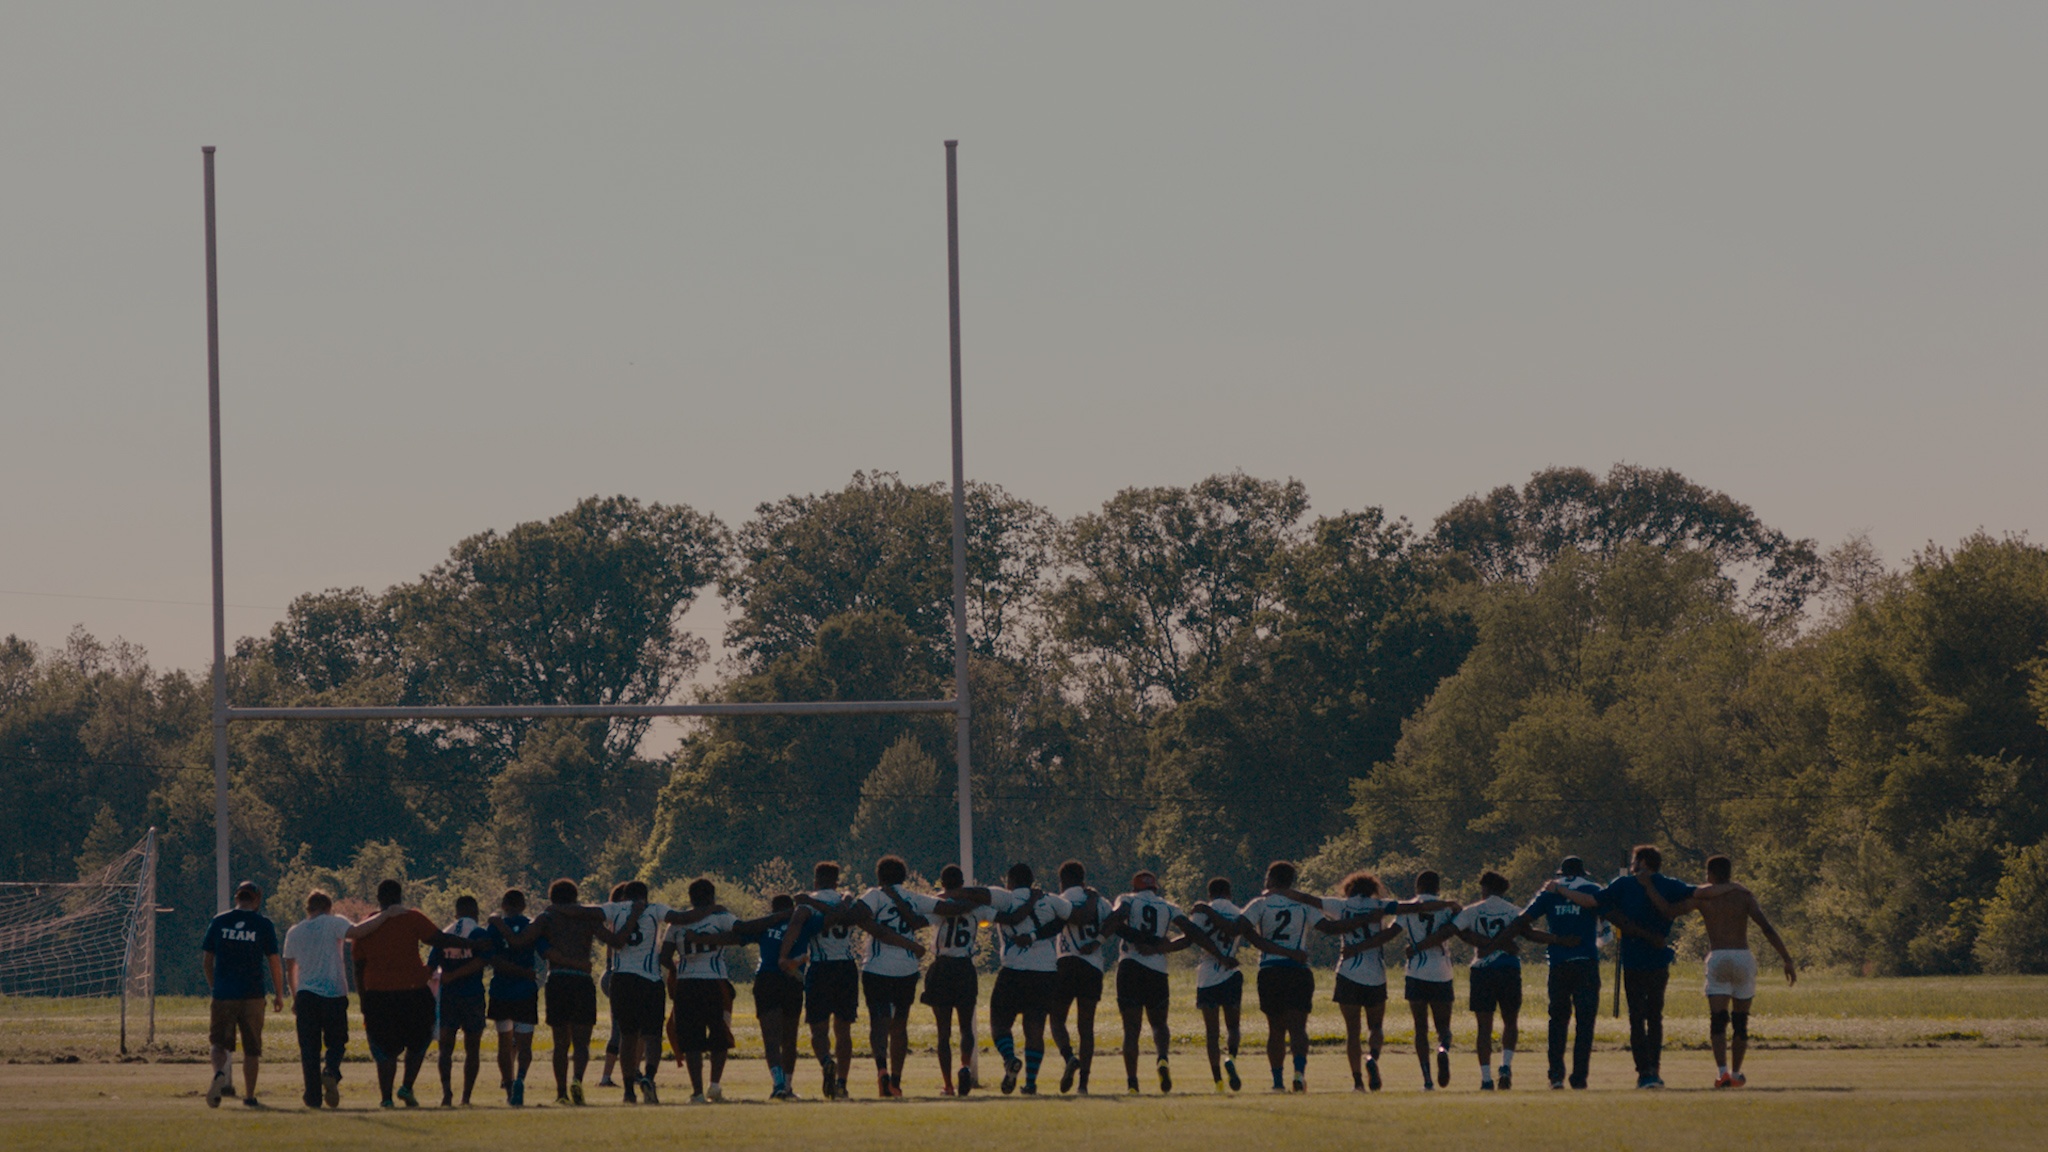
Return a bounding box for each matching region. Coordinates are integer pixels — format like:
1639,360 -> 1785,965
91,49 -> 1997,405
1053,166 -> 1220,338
1225,1059 -> 1241,1092
639,1077 -> 658,1105
1499,1067 -> 1512,1091
707,1083 -> 723,1102
1060,1057 -> 1080,1094
1550,1077 -> 1565,1090
690,1092 -> 707,1104
598,1076 -> 617,1088
396,1085 -> 419,1108
1158,1058 -> 1172,1094
323,1071 -> 341,1108
1569,1077 -> 1588,1090
622,1089 -> 637,1105
1127,1076 -> 1141,1095
1215,1079 -> 1227,1093
1001,1058 -> 1020,1095
207,1070 -> 229,1109
1268,1083 -> 1288,1094
1291,1077 -> 1306,1094
511,1079 -> 525,1107
382,1098 -> 396,1108
1020,1082 -> 1038,1096
1715,1072 -> 1732,1089
1481,1080 -> 1495,1091
1731,1072 -> 1746,1088
242,1096 -> 262,1108
570,1081 -> 586,1106
1646,1076 -> 1665,1089
1367,1061 -> 1382,1092
1437,1051 -> 1451,1088
958,1067 -> 974,1097
555,1094 -> 570,1106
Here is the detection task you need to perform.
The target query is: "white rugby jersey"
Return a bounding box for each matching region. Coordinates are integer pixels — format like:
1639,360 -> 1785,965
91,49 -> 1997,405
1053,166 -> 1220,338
806,889 -> 858,964
1112,891 -> 1181,974
932,902 -> 988,960
666,911 -> 737,981
1238,893 -> 1327,969
1323,895 -> 1397,986
1185,898 -> 1241,989
991,888 -> 1071,972
1453,895 -> 1522,970
602,901 -> 672,981
1398,902 -> 1458,983
1055,886 -> 1109,971
859,886 -> 942,978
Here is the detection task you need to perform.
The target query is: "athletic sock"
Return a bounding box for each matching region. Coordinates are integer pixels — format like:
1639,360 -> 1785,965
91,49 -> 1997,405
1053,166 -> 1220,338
1718,1063 -> 1730,1076
993,1036 -> 1016,1065
770,1067 -> 787,1092
1024,1048 -> 1044,1086
1293,1053 -> 1307,1078
1272,1066 -> 1285,1090
1480,1068 -> 1494,1086
1501,1049 -> 1514,1068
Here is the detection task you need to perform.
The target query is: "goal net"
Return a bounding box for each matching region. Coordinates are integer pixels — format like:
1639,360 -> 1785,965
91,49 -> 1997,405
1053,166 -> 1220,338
0,829 -> 158,1051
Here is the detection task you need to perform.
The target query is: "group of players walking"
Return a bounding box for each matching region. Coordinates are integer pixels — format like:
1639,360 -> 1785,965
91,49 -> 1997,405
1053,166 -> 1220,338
197,844 -> 1795,1108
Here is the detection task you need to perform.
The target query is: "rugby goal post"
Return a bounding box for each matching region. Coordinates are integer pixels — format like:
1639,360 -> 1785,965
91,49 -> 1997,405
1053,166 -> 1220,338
197,144 -> 981,912
0,829 -> 160,1053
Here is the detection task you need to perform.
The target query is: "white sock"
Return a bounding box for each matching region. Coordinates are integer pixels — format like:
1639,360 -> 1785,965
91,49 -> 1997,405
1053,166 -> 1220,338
1501,1049 -> 1514,1068
1480,1068 -> 1494,1085
1718,1063 -> 1729,1075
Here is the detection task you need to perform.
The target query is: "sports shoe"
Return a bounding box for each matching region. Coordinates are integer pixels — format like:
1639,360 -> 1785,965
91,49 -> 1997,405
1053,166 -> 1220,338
241,1096 -> 262,1108
1126,1076 -> 1141,1094
570,1081 -> 586,1106
323,1071 -> 342,1108
690,1092 -> 707,1104
622,1086 -> 638,1105
878,1070 -> 892,1098
957,1066 -> 974,1097
1215,1079 -> 1227,1093
1499,1066 -> 1512,1091
638,1076 -> 659,1105
1481,1080 -> 1496,1091
707,1083 -> 724,1102
1224,1058 -> 1241,1092
1000,1058 -> 1021,1095
598,1076 -> 617,1088
510,1079 -> 525,1107
1437,1050 -> 1451,1087
396,1085 -> 419,1108
206,1070 -> 230,1108
381,1098 -> 396,1108
1060,1057 -> 1080,1094
1422,1081 -> 1436,1092
1019,1082 -> 1038,1096
1730,1072 -> 1746,1088
1549,1076 -> 1565,1090
1158,1058 -> 1172,1094
769,1087 -> 793,1101
1367,1060 -> 1382,1092
1646,1076 -> 1665,1089
1569,1076 -> 1588,1090
1291,1077 -> 1307,1094
554,1094 -> 571,1106
1714,1072 -> 1733,1089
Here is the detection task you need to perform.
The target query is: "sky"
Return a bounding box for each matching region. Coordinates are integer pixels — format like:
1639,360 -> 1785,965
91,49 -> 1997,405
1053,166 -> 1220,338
3,2 -> 2045,676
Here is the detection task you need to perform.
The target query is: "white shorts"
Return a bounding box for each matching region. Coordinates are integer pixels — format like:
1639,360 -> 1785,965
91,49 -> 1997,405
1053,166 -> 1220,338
1703,949 -> 1757,1000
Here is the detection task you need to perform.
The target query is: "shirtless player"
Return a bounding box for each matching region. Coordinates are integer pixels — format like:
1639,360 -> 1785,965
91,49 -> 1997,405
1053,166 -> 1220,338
1637,854 -> 1796,1087
492,880 -> 618,1105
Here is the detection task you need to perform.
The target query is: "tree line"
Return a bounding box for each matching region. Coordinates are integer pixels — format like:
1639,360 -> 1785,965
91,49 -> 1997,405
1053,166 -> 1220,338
4,465 -> 2046,990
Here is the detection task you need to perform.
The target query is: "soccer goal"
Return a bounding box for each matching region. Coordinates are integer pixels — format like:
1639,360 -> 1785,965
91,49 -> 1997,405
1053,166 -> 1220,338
0,829 -> 160,1052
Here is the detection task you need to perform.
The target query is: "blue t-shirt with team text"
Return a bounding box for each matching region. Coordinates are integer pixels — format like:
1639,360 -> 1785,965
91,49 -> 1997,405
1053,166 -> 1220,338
487,914 -> 541,1000
1597,873 -> 1695,971
202,909 -> 280,1000
1522,878 -> 1603,964
750,913 -> 823,978
429,921 -> 495,1001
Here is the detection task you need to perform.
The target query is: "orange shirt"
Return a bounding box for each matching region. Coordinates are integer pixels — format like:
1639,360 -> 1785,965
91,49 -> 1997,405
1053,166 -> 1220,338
353,909 -> 439,991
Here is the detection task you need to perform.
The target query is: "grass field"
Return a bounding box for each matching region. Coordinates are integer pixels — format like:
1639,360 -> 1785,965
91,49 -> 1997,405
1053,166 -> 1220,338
4,966 -> 2046,1150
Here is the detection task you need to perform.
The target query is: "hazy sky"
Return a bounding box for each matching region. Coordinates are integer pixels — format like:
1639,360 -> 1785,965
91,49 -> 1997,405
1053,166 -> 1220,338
4,3 -> 2044,675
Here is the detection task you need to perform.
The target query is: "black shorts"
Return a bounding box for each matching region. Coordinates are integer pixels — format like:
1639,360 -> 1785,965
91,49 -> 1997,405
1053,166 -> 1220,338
437,994 -> 486,1036
753,969 -> 804,1017
1196,972 -> 1243,1010
609,972 -> 665,1034
805,959 -> 859,1024
361,987 -> 436,1061
545,970 -> 599,1028
487,993 -> 538,1028
1116,961 -> 1170,1011
1404,976 -> 1456,1005
862,972 -> 920,1021
920,956 -> 979,1009
671,979 -> 733,1052
989,968 -> 1058,1021
1469,966 -> 1523,1015
1333,975 -> 1388,1007
1054,956 -> 1105,1005
1256,966 -> 1315,1015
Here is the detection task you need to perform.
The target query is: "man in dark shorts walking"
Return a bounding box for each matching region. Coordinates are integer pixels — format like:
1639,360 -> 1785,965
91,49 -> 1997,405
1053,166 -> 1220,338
485,889 -> 542,1106
346,880 -> 484,1108
660,878 -> 739,1102
201,880 -> 284,1108
429,895 -> 494,1107
924,864 -> 986,1096
1396,870 -> 1460,1091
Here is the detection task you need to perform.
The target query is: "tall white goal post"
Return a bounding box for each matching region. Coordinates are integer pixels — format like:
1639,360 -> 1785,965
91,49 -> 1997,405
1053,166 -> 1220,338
0,829 -> 159,1053
199,143 -> 980,913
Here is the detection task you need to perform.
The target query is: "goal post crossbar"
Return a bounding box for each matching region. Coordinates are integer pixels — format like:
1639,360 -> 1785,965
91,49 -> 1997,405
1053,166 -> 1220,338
226,699 -> 962,723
